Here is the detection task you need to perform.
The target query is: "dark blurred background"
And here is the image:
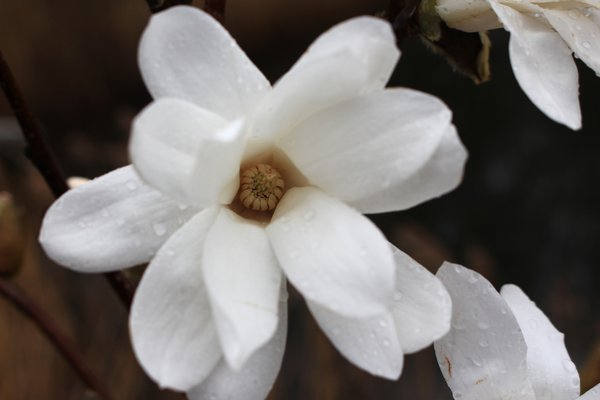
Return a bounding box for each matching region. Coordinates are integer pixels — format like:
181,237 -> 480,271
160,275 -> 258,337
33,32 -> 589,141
1,0 -> 599,399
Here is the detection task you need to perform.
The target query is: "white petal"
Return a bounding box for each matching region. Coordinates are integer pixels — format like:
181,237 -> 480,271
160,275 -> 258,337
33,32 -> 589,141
39,165 -> 199,273
187,290 -> 288,400
203,208 -> 282,369
390,246 -> 452,354
249,16 -> 399,142
130,98 -> 245,206
434,263 -> 536,400
278,89 -> 453,213
266,187 -> 395,318
307,301 -> 403,379
139,6 -> 270,120
544,8 -> 600,75
501,284 -> 581,399
580,383 -> 600,400
490,1 -> 581,130
349,124 -> 467,214
436,0 -> 503,32
130,207 -> 221,391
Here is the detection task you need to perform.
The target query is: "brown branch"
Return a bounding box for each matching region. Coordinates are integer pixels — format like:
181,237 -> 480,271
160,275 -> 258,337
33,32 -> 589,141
0,279 -> 113,400
0,50 -> 134,310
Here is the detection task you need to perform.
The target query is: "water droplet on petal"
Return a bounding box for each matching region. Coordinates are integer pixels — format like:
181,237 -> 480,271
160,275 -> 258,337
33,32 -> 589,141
152,222 -> 167,236
126,180 -> 137,191
477,321 -> 490,330
562,358 -> 577,373
303,209 -> 315,221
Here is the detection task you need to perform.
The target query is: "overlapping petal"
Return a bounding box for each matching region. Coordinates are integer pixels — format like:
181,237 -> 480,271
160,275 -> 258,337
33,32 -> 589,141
543,8 -> 600,74
350,124 -> 467,213
267,187 -> 395,318
580,384 -> 600,400
203,208 -> 282,369
278,88 -> 455,213
390,246 -> 452,353
39,165 -> 199,273
130,207 -> 221,391
436,0 -> 503,32
188,293 -> 288,400
500,284 -> 580,400
490,1 -> 581,130
138,6 -> 270,120
249,16 -> 399,142
434,263 -> 537,400
130,98 -> 246,207
307,301 -> 404,379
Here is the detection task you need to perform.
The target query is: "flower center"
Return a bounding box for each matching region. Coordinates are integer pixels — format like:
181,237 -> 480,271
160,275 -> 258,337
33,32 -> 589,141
238,164 -> 285,211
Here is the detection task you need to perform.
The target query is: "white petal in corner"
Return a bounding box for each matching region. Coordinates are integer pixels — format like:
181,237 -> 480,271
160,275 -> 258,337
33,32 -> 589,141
250,16 -> 399,142
307,301 -> 403,379
203,208 -> 282,370
130,207 -> 221,391
130,98 -> 245,207
490,1 -> 581,130
267,187 -> 395,318
390,246 -> 452,354
350,124 -> 466,214
580,383 -> 600,400
544,8 -> 600,75
139,6 -> 270,120
434,263 -> 537,400
39,165 -> 199,273
500,284 -> 581,400
279,89 -> 453,213
188,291 -> 288,400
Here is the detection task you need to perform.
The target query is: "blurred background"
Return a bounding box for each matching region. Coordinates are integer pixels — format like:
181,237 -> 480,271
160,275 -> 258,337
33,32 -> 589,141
0,0 -> 599,398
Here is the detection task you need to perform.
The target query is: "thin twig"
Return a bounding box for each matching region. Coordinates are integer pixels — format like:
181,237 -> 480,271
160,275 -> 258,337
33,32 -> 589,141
0,50 -> 134,310
0,279 -> 113,400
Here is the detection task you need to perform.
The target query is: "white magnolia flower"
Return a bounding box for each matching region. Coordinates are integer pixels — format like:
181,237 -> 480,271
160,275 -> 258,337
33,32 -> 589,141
434,262 -> 600,400
436,0 -> 600,130
39,6 -> 467,399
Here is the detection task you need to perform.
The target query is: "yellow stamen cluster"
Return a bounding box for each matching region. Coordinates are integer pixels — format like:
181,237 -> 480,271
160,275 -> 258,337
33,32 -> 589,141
239,164 -> 284,211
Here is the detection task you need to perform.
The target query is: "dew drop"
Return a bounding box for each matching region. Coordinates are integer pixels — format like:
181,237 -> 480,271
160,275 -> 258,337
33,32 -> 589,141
382,339 -> 391,347
126,180 -> 137,191
477,321 -> 490,330
583,41 -> 592,49
393,291 -> 403,302
379,319 -> 388,328
468,272 -> 478,284
152,222 -> 167,236
479,340 -> 489,348
562,358 -> 577,373
453,318 -> 466,330
528,318 -> 538,329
